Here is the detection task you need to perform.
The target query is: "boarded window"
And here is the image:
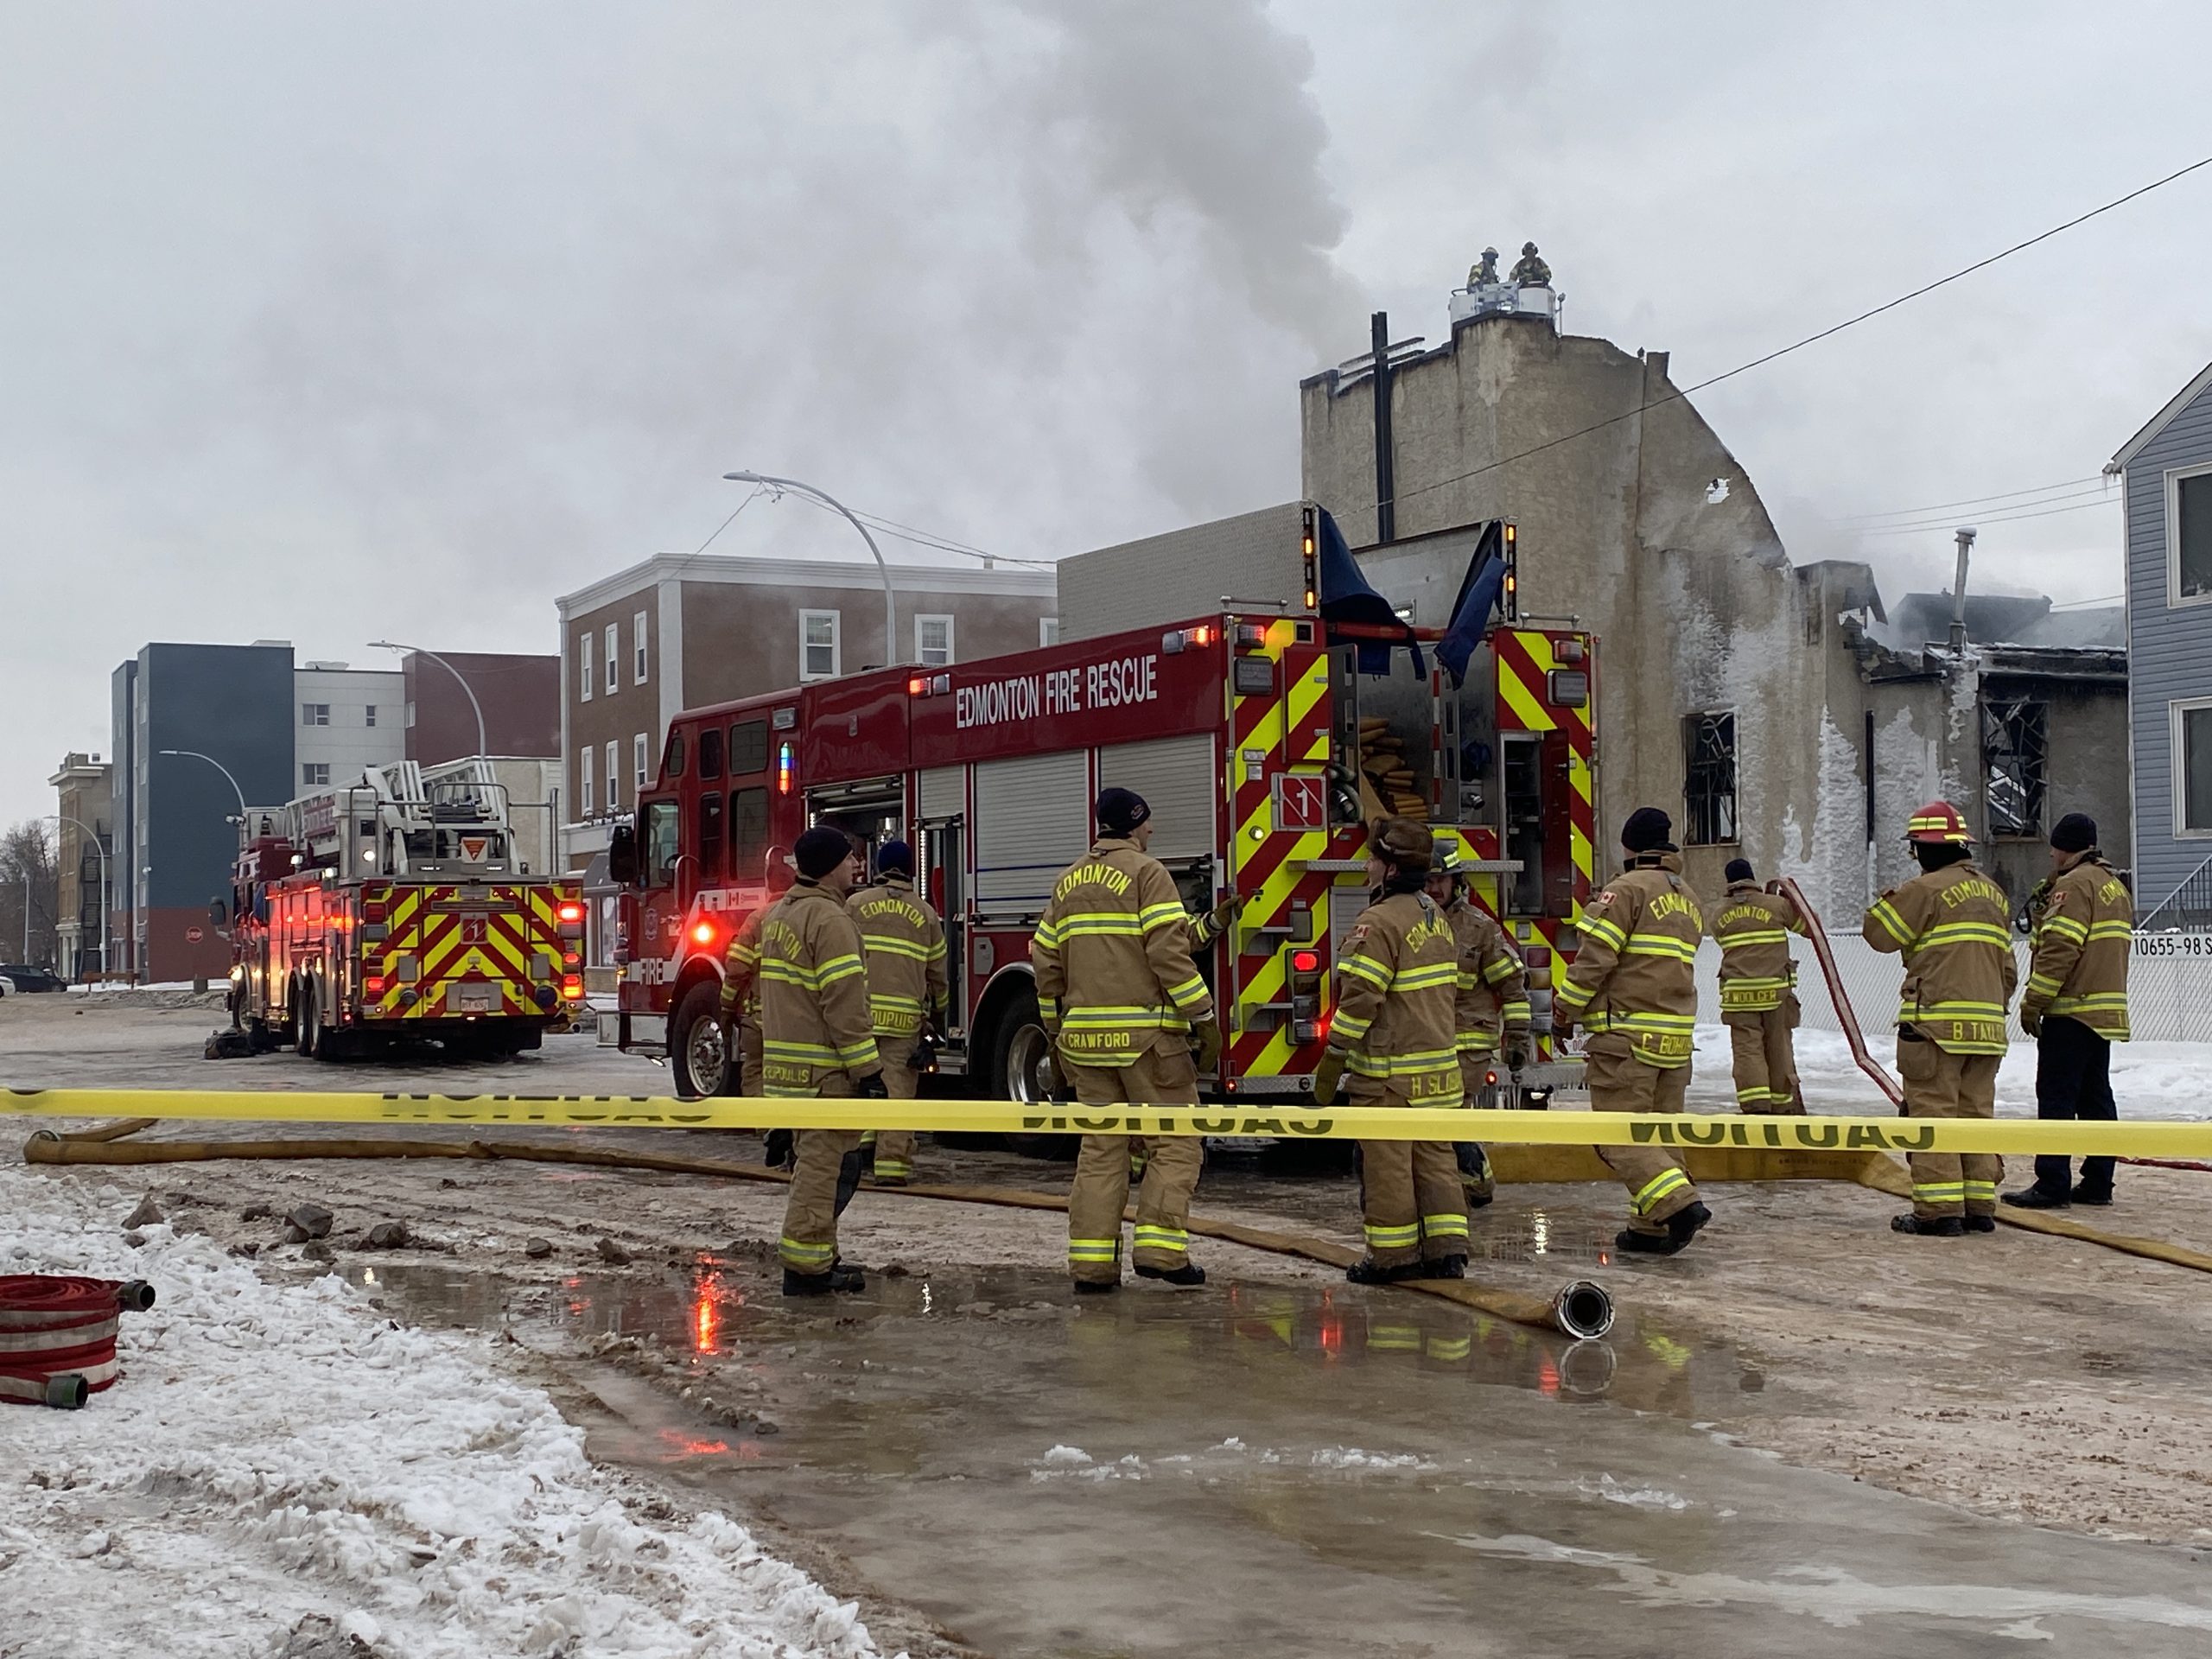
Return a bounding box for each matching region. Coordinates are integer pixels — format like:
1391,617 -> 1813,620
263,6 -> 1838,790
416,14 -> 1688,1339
1983,698 -> 2047,838
729,720 -> 770,776
1681,712 -> 1738,845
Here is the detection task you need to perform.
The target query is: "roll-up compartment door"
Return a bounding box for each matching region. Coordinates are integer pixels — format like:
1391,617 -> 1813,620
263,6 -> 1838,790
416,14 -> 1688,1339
973,752 -> 1090,910
1096,734 -> 1216,863
917,766 -> 963,823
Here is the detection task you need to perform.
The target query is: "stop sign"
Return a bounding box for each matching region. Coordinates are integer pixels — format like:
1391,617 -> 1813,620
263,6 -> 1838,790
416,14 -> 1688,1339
185,926 -> 203,944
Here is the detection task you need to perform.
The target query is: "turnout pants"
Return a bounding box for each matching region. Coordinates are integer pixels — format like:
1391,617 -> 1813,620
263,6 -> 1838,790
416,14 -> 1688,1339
1586,1036 -> 1699,1236
1896,1031 -> 2003,1220
740,1020 -> 764,1098
1353,1078 -> 1471,1269
865,1036 -> 923,1181
1065,1036 -> 1204,1284
1453,1054 -> 1497,1202
2032,1016 -> 2116,1200
1725,997 -> 1802,1114
779,1071 -> 862,1275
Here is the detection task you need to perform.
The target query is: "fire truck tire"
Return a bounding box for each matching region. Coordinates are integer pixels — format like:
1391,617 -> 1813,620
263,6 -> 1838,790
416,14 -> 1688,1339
981,982 -> 1075,1160
670,982 -> 731,1098
293,980 -> 320,1059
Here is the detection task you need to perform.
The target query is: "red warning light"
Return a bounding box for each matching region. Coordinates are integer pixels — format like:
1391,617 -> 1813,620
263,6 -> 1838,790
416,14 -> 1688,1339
691,919 -> 717,947
1289,949 -> 1321,974
557,901 -> 584,924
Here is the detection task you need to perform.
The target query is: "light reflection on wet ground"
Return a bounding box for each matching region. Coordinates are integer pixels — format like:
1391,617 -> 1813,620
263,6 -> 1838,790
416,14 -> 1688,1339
352,1256 -> 2212,1657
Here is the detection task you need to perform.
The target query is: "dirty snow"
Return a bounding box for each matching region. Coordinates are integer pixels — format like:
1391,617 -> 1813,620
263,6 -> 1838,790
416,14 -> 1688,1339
0,1164 -> 893,1659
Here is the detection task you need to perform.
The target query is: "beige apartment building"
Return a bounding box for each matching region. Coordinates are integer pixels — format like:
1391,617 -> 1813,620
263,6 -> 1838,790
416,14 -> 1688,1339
554,553 -> 1056,974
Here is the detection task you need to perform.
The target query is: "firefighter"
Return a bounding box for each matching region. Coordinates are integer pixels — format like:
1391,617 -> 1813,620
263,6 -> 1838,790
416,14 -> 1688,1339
1712,857 -> 1808,1115
760,824 -> 887,1294
1553,808 -> 1711,1255
1425,838 -> 1530,1206
1312,817 -> 1469,1284
715,860 -> 795,1104
1862,801 -> 2016,1236
1033,787 -> 1222,1292
847,839 -> 948,1186
2004,812 -> 2131,1211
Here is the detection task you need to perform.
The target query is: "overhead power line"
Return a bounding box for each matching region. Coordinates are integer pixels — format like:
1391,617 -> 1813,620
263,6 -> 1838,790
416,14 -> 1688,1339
1845,474 -> 2107,522
1858,494 -> 2120,536
1394,149 -> 2212,510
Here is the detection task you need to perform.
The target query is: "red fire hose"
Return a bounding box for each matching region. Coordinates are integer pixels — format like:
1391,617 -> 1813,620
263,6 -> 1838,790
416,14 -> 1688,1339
0,1275 -> 156,1410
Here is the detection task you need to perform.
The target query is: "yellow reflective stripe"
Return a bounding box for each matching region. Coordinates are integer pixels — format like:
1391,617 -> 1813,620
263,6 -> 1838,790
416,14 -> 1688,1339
1132,1225 -> 1188,1250
1068,1238 -> 1120,1262
817,954 -> 865,986
1623,936 -> 1699,963
2041,915 -> 2088,943
1499,999 -> 1530,1021
1902,1000 -> 2008,1019
862,936 -> 937,960
1456,1033 -> 1500,1052
1390,963 -> 1459,991
1916,923 -> 2012,949
836,1039 -> 880,1068
1052,914 -> 1145,937
1961,1180 -> 1998,1199
2025,973 -> 2062,995
1421,1213 -> 1470,1239
1338,955 -> 1391,990
1482,958 -> 1520,986
779,1237 -> 835,1262
1165,974 -> 1211,1011
1580,915 -> 1627,951
1912,1182 -> 1964,1199
1364,1222 -> 1421,1247
1582,1011 -> 1697,1033
1718,928 -> 1790,947
1329,1012 -> 1373,1041
2086,921 -> 2133,941
1868,900 -> 1911,945
762,1039 -> 839,1061
1138,902 -> 1186,934
1631,1168 -> 1689,1215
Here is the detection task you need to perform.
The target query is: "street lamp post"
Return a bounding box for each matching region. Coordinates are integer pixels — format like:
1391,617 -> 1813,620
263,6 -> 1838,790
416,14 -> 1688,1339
158,749 -> 248,817
369,641 -> 488,760
721,471 -> 899,668
45,813 -> 110,978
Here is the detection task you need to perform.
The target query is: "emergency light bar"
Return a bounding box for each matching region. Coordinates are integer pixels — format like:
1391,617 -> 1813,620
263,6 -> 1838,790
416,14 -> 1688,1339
1161,625 -> 1218,653
906,672 -> 951,696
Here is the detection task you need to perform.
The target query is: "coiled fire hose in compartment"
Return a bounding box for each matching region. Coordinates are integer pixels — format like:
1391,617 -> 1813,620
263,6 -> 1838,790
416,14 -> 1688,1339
0,1274 -> 156,1409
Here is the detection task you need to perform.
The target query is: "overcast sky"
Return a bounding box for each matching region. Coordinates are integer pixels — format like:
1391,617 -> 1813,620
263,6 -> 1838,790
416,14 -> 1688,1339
5,1 -> 2209,827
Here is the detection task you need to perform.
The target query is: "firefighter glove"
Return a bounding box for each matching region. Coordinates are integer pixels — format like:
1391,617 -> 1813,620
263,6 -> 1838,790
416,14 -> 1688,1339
857,1071 -> 890,1099
1313,1050 -> 1345,1106
763,1128 -> 796,1170
1503,1040 -> 1529,1072
2020,1006 -> 2043,1039
1190,1017 -> 1224,1075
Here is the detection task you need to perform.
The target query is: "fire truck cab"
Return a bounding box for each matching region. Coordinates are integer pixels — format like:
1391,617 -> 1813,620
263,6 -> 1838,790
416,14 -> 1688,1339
607,506 -> 1597,1109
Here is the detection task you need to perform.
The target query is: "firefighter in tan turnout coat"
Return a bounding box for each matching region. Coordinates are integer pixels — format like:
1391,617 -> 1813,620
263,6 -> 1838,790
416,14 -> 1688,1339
2005,812 -> 2132,1211
847,840 -> 948,1186
1862,800 -> 2016,1236
1553,807 -> 1713,1255
759,826 -> 887,1294
1032,788 -> 1222,1292
1427,839 -> 1529,1205
1713,857 -> 1809,1115
1313,817 -> 1471,1284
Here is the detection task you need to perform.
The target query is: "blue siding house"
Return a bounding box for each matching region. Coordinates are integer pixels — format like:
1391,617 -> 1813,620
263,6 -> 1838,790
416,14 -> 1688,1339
2111,359 -> 2212,917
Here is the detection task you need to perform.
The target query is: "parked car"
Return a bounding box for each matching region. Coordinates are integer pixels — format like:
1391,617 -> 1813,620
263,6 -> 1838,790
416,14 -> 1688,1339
0,964 -> 67,993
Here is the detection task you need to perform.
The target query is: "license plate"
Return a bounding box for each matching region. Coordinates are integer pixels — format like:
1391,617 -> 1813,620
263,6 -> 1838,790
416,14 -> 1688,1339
454,984 -> 496,1014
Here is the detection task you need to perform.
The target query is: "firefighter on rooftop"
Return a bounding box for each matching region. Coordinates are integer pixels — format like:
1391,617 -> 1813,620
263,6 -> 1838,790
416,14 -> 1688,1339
847,839 -> 948,1187
1553,807 -> 1712,1255
1712,857 -> 1809,1115
1426,836 -> 1530,1206
1313,816 -> 1471,1284
759,824 -> 887,1294
1862,800 -> 2016,1236
1032,787 -> 1221,1292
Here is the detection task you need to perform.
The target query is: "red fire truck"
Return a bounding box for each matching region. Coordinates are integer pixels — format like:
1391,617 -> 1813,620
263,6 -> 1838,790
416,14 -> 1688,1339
606,507 -> 1599,1107
227,761 -> 586,1059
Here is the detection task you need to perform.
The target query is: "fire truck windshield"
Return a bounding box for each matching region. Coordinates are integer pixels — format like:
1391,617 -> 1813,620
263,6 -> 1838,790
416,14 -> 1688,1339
641,800 -> 680,887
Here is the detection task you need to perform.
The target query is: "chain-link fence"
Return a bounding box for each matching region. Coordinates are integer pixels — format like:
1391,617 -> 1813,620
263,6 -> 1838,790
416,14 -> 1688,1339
1691,933 -> 2212,1045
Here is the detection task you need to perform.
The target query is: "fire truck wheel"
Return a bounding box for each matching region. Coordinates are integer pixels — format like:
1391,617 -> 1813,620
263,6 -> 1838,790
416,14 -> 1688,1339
671,981 -> 731,1098
294,980 -> 321,1059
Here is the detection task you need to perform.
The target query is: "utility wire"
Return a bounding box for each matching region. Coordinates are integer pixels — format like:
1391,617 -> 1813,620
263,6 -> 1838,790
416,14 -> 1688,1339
1858,495 -> 2120,536
689,486 -> 765,556
783,488 -> 1056,569
1854,485 -> 2115,533
1394,149 -> 2212,509
1845,474 -> 2106,521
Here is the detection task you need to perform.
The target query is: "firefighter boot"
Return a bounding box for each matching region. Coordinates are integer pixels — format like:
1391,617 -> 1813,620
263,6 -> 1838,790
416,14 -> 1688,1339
1891,1214 -> 1966,1237
1962,1215 -> 1997,1233
1616,1202 -> 1712,1256
1345,1257 -> 1428,1286
1418,1255 -> 1468,1280
783,1262 -> 866,1296
1135,1262 -> 1207,1287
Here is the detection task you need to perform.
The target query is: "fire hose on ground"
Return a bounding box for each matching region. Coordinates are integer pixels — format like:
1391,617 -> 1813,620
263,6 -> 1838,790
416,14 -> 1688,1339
1,1274 -> 156,1409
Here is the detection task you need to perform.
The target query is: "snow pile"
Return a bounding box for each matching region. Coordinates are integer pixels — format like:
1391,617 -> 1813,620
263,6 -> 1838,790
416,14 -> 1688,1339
0,1166 -> 892,1659
1308,1446 -> 1435,1471
1029,1446 -> 1144,1483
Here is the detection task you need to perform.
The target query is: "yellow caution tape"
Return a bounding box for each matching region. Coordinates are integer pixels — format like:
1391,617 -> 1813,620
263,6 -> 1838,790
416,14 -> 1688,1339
5,1089 -> 2211,1156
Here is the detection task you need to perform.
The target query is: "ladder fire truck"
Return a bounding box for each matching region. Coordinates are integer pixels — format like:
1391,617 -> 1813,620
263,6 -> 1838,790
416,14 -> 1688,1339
605,505 -> 1599,1111
227,760 -> 586,1059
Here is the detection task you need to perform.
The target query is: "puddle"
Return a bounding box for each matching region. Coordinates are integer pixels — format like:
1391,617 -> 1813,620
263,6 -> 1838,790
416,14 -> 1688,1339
349,1258 -> 2212,1657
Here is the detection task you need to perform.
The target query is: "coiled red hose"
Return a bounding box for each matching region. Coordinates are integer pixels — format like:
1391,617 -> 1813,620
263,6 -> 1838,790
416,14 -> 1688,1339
0,1275 -> 154,1408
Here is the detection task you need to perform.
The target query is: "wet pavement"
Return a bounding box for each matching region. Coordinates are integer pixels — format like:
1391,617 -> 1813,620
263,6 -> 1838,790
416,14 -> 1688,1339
350,1256 -> 2212,1658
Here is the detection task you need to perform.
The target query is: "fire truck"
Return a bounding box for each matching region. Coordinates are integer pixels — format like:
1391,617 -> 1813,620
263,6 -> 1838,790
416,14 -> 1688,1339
226,760 -> 586,1059
605,505 -> 1599,1109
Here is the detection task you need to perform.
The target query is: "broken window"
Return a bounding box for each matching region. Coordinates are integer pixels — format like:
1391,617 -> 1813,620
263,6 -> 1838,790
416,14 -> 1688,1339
1982,698 -> 2047,838
1681,712 -> 1738,846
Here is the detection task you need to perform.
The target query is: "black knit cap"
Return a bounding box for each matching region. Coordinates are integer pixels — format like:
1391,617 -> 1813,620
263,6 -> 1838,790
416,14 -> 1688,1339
1724,857 -> 1755,884
2050,812 -> 2097,854
1095,787 -> 1151,836
1621,806 -> 1675,855
793,825 -> 854,880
